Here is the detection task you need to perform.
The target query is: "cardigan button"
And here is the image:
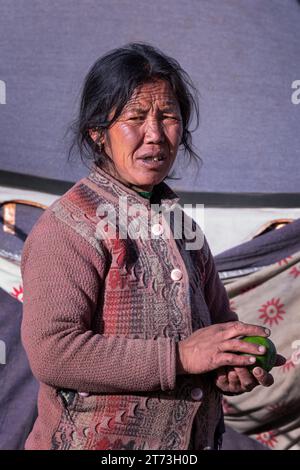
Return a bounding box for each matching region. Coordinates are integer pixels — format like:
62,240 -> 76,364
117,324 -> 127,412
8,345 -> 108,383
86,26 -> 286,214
151,223 -> 164,236
171,268 -> 183,281
190,387 -> 203,401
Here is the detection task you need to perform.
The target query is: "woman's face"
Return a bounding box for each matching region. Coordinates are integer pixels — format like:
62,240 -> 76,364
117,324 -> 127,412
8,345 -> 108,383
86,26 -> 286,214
94,79 -> 183,191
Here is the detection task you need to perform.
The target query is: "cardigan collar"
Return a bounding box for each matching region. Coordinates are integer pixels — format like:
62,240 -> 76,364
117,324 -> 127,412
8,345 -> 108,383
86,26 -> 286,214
87,163 -> 180,210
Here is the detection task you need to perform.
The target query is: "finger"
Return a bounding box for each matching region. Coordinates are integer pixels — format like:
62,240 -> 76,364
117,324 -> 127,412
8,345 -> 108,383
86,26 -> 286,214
221,321 -> 270,340
217,352 -> 257,368
274,354 -> 286,367
221,339 -> 267,356
216,366 -> 228,380
252,367 -> 274,387
233,367 -> 257,392
227,368 -> 241,393
215,368 -> 229,391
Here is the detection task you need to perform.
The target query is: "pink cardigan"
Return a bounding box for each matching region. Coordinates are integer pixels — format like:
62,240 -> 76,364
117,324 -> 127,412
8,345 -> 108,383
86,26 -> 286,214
21,164 -> 237,450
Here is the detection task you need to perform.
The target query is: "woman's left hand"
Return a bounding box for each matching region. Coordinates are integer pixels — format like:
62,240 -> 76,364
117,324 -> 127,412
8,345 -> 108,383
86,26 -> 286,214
215,354 -> 286,395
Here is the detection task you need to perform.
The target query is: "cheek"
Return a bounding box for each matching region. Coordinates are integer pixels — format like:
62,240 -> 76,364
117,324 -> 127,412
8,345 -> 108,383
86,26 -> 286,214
115,125 -> 142,152
167,124 -> 183,149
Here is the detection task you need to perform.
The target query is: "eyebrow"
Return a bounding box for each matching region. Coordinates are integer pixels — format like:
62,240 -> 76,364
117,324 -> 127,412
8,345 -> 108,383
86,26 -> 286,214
159,106 -> 180,113
124,104 -> 180,114
125,107 -> 147,114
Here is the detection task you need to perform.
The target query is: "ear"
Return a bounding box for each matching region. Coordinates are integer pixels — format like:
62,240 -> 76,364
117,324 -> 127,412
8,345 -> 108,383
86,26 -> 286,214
89,128 -> 104,146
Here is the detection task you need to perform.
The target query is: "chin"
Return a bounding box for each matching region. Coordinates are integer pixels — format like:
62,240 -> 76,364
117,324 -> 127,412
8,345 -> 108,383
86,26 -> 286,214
142,172 -> 167,186
139,179 -> 163,190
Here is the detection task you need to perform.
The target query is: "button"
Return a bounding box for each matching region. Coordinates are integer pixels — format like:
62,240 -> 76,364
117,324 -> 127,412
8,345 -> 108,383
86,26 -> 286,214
171,268 -> 183,281
190,387 -> 203,401
151,223 -> 164,236
78,392 -> 90,397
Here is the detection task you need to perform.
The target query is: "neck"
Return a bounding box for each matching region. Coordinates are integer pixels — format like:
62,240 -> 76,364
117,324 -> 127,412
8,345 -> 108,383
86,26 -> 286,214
100,161 -> 154,193
129,184 -> 153,193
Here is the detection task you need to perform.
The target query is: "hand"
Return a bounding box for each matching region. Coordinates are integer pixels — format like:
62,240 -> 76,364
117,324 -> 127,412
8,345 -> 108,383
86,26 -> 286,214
215,354 -> 286,395
177,321 -> 273,375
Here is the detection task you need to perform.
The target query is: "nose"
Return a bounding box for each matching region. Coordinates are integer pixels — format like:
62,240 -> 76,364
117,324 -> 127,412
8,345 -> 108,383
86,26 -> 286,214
144,118 -> 165,144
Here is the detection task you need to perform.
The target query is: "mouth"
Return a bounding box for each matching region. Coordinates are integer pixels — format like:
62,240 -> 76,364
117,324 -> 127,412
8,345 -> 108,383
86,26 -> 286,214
137,153 -> 166,166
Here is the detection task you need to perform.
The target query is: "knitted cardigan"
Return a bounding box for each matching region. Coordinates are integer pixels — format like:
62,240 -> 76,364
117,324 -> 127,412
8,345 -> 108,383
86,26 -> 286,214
21,164 -> 237,450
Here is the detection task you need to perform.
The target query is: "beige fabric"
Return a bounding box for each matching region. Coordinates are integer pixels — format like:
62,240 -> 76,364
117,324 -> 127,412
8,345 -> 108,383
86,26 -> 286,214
0,256 -> 23,303
223,252 -> 300,450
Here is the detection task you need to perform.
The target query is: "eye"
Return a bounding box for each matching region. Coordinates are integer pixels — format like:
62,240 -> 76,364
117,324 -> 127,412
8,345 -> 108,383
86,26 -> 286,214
163,114 -> 180,121
128,115 -> 145,121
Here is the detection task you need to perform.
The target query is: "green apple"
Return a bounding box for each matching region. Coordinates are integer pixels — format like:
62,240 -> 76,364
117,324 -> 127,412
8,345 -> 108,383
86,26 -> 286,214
241,336 -> 277,372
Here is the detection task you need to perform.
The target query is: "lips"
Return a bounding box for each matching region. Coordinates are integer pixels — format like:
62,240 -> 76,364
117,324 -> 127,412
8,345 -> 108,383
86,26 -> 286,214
137,153 -> 165,162
136,153 -> 166,169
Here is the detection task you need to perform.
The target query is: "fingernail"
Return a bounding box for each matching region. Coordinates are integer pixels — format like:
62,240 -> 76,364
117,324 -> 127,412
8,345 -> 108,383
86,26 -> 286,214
249,357 -> 256,364
258,346 -> 266,353
253,367 -> 263,376
265,328 -> 270,336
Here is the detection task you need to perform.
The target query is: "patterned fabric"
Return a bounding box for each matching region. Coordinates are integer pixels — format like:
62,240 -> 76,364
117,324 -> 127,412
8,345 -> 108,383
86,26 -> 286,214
223,253 -> 300,450
215,218 -> 300,271
21,164 -> 237,450
0,256 -> 23,302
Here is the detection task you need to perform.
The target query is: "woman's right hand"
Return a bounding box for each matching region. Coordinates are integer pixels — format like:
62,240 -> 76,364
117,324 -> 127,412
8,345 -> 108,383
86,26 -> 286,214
176,321 -> 270,375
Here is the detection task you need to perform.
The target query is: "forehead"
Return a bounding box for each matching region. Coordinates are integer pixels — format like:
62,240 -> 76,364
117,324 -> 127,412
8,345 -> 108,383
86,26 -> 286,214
125,80 -> 179,109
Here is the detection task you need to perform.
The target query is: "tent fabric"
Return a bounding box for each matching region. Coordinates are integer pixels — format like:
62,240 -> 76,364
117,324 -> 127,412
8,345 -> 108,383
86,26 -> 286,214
216,221 -> 300,449
215,219 -> 300,272
0,203 -> 45,262
0,203 -> 44,449
0,286 -> 38,450
222,425 -> 268,450
0,0 -> 300,192
222,252 -> 300,450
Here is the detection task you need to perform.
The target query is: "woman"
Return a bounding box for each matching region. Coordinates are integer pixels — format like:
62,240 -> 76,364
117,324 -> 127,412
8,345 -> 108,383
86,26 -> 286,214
21,43 -> 283,450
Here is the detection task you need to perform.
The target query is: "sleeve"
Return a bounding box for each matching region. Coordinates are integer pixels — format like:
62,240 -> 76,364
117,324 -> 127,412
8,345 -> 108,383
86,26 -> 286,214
202,238 -> 239,325
21,210 -> 176,394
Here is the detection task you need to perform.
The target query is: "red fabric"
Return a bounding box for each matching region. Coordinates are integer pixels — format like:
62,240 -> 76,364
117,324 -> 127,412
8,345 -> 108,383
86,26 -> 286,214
21,164 -> 236,450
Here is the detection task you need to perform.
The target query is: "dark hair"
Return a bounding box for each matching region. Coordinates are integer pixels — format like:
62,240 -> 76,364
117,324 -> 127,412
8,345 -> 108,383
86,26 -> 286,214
69,43 -> 200,170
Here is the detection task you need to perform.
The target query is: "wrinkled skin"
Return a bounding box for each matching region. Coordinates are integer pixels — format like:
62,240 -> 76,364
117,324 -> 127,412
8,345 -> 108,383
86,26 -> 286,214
177,321 -> 286,394
90,79 -> 183,191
